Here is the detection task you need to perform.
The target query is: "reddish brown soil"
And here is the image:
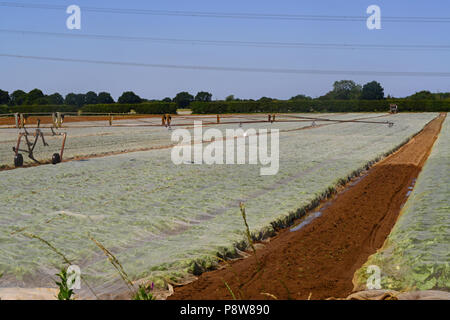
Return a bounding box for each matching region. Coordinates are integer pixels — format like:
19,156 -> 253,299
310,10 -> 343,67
169,113 -> 446,300
0,115 -> 157,126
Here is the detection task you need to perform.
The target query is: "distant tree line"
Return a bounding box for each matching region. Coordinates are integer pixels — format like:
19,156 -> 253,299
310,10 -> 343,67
189,80 -> 450,113
1,80 -> 449,112
0,89 -> 215,109
0,89 -> 116,108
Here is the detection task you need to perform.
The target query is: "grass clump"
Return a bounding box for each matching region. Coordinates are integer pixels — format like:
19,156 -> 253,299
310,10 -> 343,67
239,202 -> 260,269
133,283 -> 156,300
89,235 -> 157,300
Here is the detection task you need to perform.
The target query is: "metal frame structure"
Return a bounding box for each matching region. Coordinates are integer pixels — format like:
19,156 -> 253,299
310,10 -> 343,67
2,111 -> 395,168
390,104 -> 398,114
13,127 -> 67,167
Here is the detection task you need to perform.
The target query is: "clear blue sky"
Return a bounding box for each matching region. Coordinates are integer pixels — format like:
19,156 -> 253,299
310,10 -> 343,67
0,0 -> 449,100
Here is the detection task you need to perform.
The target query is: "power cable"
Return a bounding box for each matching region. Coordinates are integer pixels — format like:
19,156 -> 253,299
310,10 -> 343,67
1,53 -> 450,77
1,2 -> 449,23
1,29 -> 450,51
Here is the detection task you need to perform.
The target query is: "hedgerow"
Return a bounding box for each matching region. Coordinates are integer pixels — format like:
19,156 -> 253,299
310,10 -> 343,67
191,99 -> 450,114
7,105 -> 79,113
81,102 -> 177,114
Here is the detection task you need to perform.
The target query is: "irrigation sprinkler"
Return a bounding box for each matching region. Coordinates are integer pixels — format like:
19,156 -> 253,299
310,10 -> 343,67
390,104 -> 398,114
52,113 -> 57,127
12,126 -> 67,167
56,112 -> 62,128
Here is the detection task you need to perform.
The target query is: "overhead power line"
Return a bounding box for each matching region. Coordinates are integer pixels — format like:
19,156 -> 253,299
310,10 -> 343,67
0,2 -> 449,23
1,53 -> 449,77
1,29 -> 450,51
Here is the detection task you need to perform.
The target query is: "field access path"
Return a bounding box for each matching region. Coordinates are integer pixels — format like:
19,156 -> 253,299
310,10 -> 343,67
169,113 -> 446,300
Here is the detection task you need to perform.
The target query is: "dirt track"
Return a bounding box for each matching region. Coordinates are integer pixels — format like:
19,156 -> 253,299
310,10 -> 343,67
0,115 -> 156,126
169,113 -> 446,300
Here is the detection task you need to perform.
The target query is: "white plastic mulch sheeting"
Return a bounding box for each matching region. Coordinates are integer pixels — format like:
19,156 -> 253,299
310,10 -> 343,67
0,113 -> 438,299
354,115 -> 449,292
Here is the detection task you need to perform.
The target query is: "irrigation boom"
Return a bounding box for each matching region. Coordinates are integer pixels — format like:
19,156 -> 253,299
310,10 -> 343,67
12,126 -> 67,167
2,112 -> 394,167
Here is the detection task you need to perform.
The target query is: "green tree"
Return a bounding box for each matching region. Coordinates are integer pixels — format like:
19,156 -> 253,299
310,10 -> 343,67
259,97 -> 274,102
408,90 -> 435,100
195,91 -> 212,102
0,89 -> 10,105
331,80 -> 362,100
225,95 -> 235,101
34,97 -> 49,105
24,88 -> 45,105
65,93 -> 86,107
65,93 -> 77,105
10,90 -> 26,105
74,94 -> 86,107
162,97 -> 172,102
173,92 -> 194,108
360,81 -> 384,100
47,93 -> 64,105
317,91 -> 335,100
98,92 -> 115,104
118,91 -> 142,104
435,92 -> 450,100
290,94 -> 312,100
85,91 -> 98,104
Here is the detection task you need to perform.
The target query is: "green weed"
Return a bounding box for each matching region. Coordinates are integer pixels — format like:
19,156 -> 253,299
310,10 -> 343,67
239,202 -> 260,269
55,268 -> 74,300
133,283 -> 156,300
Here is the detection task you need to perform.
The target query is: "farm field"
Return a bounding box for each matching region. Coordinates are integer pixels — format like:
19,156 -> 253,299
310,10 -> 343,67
169,113 -> 447,300
354,114 -> 449,291
0,113 -> 388,169
0,112 -> 440,299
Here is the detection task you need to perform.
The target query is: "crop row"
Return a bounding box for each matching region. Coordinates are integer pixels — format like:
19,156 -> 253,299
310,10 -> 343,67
0,113 -> 437,298
354,115 -> 449,291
